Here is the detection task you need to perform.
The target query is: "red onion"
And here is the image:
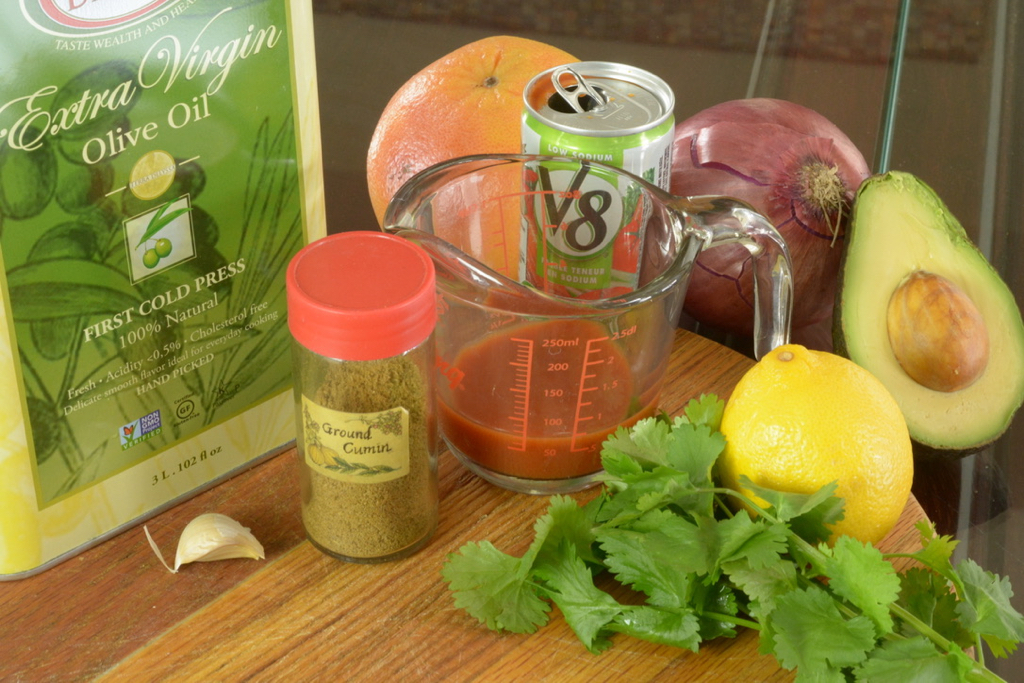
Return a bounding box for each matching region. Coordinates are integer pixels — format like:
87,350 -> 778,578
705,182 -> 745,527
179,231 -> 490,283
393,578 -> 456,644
671,98 -> 871,339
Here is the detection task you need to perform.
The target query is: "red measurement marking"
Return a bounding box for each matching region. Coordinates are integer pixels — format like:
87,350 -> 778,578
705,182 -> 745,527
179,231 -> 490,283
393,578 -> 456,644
570,336 -> 610,452
506,337 -> 533,451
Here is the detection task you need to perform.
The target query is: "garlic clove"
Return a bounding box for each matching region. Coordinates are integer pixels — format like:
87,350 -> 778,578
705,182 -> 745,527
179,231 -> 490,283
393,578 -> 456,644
173,513 -> 265,572
144,512 -> 265,573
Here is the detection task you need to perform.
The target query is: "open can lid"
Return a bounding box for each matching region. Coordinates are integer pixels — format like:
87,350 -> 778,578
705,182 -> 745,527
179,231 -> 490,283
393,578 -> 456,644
286,231 -> 436,361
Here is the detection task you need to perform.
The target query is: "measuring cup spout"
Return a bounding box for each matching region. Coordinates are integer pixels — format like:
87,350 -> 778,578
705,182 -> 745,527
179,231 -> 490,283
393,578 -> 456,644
672,195 -> 793,358
383,226 -> 590,317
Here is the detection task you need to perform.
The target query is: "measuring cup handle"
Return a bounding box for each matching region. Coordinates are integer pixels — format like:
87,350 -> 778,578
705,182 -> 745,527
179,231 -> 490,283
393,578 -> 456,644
680,196 -> 793,359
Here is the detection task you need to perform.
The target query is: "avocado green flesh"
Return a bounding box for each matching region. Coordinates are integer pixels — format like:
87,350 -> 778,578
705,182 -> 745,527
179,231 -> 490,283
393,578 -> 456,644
835,171 -> 1024,453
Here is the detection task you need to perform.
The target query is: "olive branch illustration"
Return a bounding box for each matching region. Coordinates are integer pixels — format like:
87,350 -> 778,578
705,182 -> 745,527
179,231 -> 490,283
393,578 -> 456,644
135,201 -> 190,247
135,201 -> 190,269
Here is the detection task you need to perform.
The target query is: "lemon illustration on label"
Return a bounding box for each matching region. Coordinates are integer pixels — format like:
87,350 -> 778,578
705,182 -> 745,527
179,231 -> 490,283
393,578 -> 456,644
307,444 -> 337,467
129,150 -> 176,201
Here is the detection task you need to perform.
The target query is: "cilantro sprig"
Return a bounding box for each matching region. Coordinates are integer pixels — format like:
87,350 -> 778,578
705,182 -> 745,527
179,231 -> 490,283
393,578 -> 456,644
442,394 -> 1024,682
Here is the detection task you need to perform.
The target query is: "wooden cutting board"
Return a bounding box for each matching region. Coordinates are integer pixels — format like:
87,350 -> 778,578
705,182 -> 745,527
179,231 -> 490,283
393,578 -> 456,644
0,330 -> 930,682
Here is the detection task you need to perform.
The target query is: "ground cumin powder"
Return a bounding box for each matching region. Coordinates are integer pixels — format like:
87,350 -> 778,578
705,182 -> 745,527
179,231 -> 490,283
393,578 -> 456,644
298,354 -> 438,561
286,231 -> 439,563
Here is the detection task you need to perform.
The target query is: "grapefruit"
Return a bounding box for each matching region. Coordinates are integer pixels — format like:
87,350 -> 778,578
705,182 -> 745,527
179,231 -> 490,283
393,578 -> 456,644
366,35 -> 577,226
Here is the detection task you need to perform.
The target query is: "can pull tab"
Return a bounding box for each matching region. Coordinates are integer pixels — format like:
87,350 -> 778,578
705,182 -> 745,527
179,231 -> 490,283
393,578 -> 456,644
551,67 -> 608,113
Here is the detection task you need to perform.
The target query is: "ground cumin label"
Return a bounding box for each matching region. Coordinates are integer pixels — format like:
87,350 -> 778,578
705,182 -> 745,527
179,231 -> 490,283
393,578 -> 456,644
0,0 -> 325,579
301,397 -> 412,484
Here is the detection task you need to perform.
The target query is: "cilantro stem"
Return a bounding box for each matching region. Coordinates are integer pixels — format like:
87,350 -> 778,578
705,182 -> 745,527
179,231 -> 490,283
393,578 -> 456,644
702,610 -> 761,631
964,665 -> 1010,683
707,487 -> 783,526
884,552 -> 988,670
890,604 -> 1003,683
712,495 -> 735,518
889,601 -> 953,651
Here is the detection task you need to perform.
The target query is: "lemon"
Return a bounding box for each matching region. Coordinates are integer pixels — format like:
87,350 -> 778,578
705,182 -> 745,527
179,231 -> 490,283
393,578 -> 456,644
718,344 -> 913,545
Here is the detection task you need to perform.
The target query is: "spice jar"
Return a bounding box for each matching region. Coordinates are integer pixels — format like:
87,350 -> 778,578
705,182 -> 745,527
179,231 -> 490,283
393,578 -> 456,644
286,231 -> 438,563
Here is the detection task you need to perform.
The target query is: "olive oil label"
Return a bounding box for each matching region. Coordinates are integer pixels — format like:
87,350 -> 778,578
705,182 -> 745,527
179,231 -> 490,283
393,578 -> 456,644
0,0 -> 326,578
301,397 -> 412,484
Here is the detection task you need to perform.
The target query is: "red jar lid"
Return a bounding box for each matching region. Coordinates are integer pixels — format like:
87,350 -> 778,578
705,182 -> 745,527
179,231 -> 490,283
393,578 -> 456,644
286,231 -> 436,361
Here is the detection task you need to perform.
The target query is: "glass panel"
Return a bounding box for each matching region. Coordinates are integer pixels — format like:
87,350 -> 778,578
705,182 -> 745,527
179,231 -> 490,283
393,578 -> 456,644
882,2 -> 1024,675
746,0 -> 902,173
312,0 -> 900,229
311,4 -> 1024,672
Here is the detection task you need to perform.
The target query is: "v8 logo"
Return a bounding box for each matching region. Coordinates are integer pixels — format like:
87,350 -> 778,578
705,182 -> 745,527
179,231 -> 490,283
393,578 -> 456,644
535,164 -> 623,258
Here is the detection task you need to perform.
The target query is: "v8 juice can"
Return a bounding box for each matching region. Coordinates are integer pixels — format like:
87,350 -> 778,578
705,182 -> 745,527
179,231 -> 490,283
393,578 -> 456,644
520,62 -> 675,297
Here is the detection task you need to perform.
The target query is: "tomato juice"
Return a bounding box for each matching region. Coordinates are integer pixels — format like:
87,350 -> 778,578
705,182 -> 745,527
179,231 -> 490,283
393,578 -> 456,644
436,318 -> 663,481
438,390 -> 659,480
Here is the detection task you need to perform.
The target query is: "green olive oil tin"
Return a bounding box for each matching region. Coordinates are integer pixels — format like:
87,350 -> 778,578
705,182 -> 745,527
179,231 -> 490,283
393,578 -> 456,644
0,0 -> 326,578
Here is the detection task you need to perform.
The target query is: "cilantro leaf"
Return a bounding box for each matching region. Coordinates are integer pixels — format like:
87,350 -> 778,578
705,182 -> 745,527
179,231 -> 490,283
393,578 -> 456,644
820,536 -> 901,636
897,567 -> 973,648
600,447 -> 645,482
535,542 -> 620,653
644,468 -> 716,519
601,416 -> 675,468
663,421 -> 724,485
716,515 -> 794,625
726,560 -> 799,622
714,512 -> 789,572
738,476 -> 845,547
598,418 -> 704,525
737,477 -> 838,523
612,605 -> 702,651
954,558 -> 1024,658
908,522 -> 959,582
786,494 -> 846,548
852,637 -> 974,682
524,495 -> 600,569
441,541 -> 550,633
681,394 -> 725,431
768,584 -> 876,679
597,521 -> 703,607
442,490 -> 598,636
597,511 -> 740,641
595,465 -> 700,527
599,416 -> 722,520
691,580 -> 740,640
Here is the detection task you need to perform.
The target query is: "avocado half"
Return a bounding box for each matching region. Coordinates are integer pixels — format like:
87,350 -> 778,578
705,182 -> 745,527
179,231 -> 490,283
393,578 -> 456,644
834,171 -> 1024,455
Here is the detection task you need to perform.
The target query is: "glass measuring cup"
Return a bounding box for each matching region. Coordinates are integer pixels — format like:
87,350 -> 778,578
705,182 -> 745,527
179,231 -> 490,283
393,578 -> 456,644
383,154 -> 791,494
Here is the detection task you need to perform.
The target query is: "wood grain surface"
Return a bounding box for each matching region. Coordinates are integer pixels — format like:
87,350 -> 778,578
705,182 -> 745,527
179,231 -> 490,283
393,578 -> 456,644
0,330 -> 930,682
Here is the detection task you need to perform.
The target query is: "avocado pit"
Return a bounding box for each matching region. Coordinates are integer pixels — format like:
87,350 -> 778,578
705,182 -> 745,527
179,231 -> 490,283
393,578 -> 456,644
886,271 -> 990,392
